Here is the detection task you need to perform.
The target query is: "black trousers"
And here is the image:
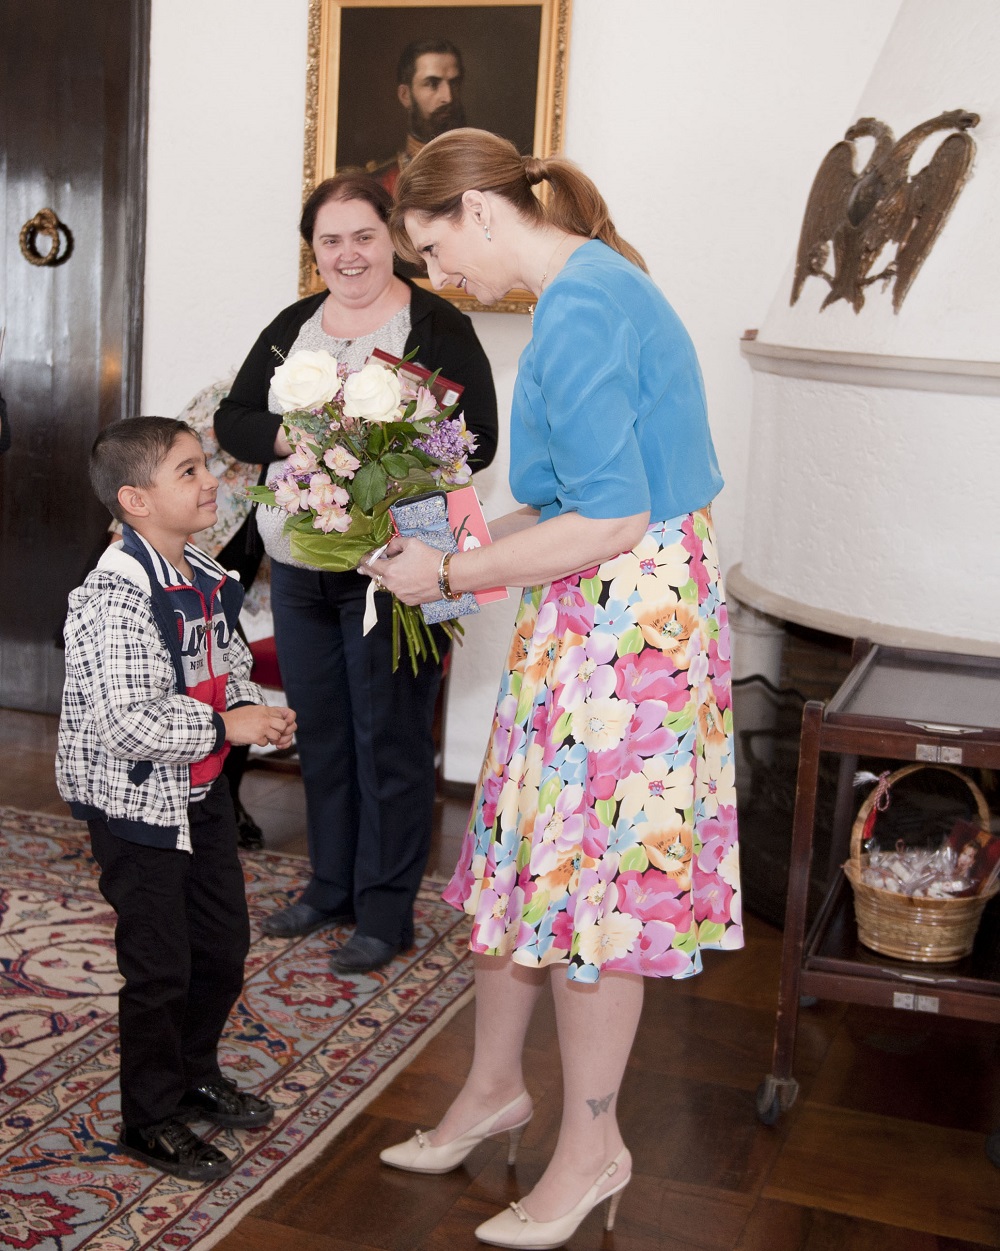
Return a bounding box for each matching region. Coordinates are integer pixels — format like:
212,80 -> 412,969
88,775 -> 250,1129
270,561 -> 445,948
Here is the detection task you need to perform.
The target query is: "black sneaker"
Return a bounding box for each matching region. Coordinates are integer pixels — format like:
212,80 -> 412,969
178,1076 -> 275,1129
118,1118 -> 232,1182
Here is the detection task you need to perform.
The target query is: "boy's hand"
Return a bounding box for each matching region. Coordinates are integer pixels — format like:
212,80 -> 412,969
223,704 -> 297,748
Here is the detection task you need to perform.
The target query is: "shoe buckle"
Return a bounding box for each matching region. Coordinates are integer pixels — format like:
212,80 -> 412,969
510,1201 -> 529,1223
415,1129 -> 430,1148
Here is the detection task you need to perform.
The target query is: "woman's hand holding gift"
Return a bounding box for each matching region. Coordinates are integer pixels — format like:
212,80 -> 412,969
361,535 -> 443,605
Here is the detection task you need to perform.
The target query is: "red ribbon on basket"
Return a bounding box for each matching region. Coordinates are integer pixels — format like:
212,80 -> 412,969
861,770 -> 892,845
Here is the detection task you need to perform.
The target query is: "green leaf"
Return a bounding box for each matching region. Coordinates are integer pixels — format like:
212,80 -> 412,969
522,892 -> 550,926
580,576 -> 602,605
286,507 -> 393,571
352,461 -> 388,514
245,486 -> 276,506
698,921 -> 726,946
381,453 -> 411,479
619,846 -> 649,873
595,798 -> 616,829
553,711 -> 573,742
678,578 -> 699,604
516,838 -> 532,871
693,512 -> 709,540
664,706 -> 695,734
538,776 -> 562,814
704,616 -> 720,641
673,926 -> 698,954
616,626 -> 644,657
367,424 -> 386,456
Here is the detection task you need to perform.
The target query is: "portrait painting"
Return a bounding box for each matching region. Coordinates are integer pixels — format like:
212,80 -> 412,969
301,0 -> 571,310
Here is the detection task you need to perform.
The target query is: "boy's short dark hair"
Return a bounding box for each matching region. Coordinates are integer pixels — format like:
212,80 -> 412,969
91,417 -> 196,522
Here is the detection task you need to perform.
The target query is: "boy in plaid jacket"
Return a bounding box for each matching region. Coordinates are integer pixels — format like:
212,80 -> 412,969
57,417 -> 296,1182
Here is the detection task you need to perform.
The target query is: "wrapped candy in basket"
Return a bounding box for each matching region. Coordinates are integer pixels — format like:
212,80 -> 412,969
842,763 -> 1000,963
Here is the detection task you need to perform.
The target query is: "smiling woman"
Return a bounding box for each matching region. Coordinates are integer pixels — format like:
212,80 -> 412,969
214,170 -> 498,976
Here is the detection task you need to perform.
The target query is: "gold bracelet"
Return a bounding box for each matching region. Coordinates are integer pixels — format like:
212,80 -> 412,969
440,551 -> 461,601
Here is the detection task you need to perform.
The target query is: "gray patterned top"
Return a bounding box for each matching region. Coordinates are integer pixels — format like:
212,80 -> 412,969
257,300 -> 411,568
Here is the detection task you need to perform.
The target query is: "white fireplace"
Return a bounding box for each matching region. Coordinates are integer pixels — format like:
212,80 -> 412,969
730,0 -> 1000,663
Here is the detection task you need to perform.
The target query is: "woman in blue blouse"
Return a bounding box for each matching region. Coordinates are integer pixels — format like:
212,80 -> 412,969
368,129 -> 743,1248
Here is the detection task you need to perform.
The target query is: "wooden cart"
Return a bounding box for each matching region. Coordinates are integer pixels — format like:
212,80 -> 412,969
756,639 -> 1000,1124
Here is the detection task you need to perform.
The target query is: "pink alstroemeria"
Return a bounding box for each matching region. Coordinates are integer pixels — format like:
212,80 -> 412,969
313,505 -> 351,534
323,445 -> 361,479
307,473 -> 348,513
273,478 -> 308,514
554,632 -> 617,711
288,442 -> 319,474
614,652 -> 691,710
410,386 -> 438,422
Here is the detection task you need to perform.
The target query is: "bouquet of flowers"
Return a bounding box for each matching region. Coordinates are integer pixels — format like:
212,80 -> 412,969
247,347 -> 477,672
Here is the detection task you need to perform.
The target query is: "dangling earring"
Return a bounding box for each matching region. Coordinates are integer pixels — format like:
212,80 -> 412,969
314,266 -> 320,275
483,225 -> 492,242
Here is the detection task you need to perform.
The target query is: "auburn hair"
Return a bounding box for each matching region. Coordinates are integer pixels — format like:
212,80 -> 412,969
390,128 -> 647,272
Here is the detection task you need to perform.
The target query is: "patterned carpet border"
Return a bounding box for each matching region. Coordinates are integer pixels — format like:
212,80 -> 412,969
0,806 -> 474,1251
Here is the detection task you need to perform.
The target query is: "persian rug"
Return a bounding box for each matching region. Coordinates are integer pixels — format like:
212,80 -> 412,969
0,806 -> 474,1251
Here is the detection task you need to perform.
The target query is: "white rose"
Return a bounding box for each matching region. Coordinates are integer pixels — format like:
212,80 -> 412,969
342,361 -> 402,424
271,349 -> 340,413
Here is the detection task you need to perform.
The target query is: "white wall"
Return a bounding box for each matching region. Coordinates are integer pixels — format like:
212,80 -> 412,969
141,0 -> 903,781
142,0 -> 310,417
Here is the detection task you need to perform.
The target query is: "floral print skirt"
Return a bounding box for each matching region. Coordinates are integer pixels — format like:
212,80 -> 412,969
443,508 -> 743,981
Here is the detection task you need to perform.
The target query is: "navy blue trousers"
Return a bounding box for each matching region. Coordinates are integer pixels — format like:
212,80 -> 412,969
270,562 -> 445,948
88,776 -> 249,1129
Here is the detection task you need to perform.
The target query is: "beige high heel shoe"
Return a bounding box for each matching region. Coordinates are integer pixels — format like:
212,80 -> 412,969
379,1091 -> 533,1174
474,1147 -> 631,1249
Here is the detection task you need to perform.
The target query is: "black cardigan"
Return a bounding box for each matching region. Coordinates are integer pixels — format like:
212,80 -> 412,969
215,280 -> 498,474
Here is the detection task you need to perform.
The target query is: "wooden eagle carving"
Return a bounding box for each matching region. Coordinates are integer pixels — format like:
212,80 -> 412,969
791,109 -> 979,313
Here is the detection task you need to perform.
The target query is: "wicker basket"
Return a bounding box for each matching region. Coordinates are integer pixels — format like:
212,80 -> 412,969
843,763 -> 998,963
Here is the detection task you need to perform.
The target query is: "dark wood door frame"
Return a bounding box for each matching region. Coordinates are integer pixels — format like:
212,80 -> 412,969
0,0 -> 151,712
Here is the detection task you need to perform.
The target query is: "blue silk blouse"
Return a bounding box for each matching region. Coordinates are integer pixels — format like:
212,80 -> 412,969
510,240 -> 723,522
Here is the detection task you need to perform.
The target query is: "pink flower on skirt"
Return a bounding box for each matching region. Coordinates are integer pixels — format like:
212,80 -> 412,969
692,867 -> 734,924
548,579 -> 596,636
476,863 -> 521,948
616,869 -> 691,925
633,921 -> 694,977
614,652 -> 691,710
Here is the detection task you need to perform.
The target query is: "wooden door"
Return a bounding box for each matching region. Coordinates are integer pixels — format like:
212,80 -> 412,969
0,0 -> 149,712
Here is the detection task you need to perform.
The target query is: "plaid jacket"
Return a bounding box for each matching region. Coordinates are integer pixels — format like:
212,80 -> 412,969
56,533 -> 263,850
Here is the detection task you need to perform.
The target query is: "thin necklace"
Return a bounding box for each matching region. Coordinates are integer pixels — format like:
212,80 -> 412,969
530,237 -> 570,324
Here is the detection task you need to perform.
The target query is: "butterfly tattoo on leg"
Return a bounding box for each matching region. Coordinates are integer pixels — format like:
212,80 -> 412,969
586,1092 -> 615,1119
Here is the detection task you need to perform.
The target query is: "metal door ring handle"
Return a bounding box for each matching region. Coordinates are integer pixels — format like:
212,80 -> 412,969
19,209 -> 72,266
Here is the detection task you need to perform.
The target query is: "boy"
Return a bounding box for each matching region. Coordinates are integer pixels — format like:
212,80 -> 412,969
57,417 -> 297,1183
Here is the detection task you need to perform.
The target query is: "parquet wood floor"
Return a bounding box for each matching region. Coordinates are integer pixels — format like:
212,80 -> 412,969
3,707 -> 998,1249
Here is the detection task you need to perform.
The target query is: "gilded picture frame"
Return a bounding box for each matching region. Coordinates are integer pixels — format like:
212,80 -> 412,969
300,0 -> 572,312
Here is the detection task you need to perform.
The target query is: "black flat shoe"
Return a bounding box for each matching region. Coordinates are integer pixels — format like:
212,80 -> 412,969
329,933 -> 400,974
261,902 -> 354,938
119,1118 -> 232,1182
178,1076 -> 275,1129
